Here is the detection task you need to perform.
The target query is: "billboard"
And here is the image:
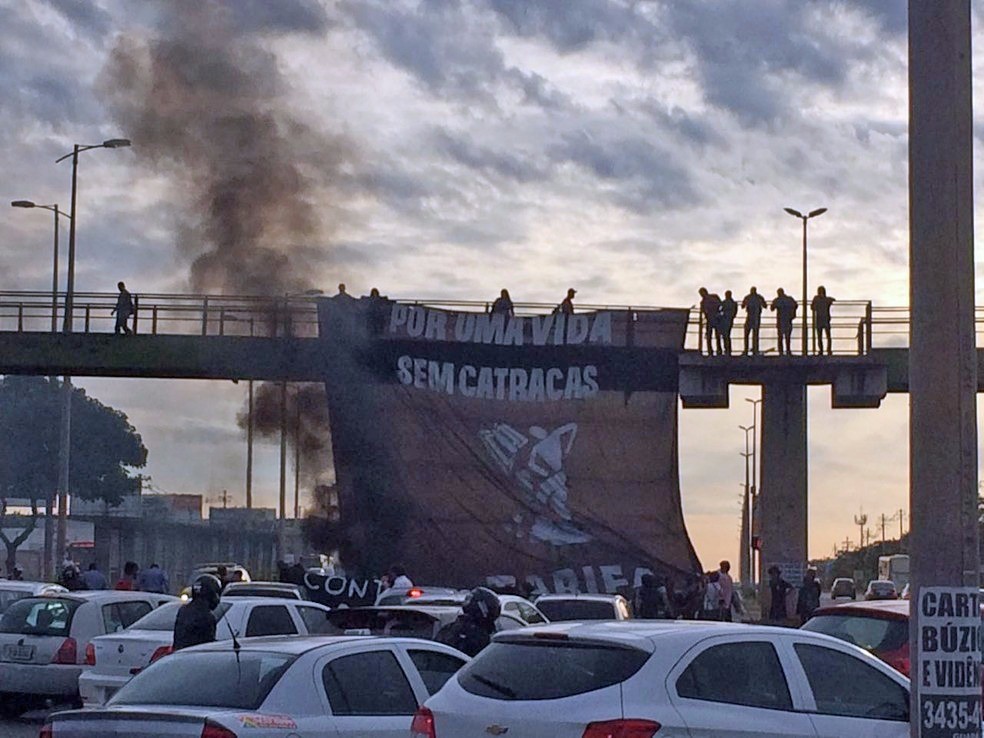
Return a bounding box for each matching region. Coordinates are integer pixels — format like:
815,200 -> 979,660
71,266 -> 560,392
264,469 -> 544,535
319,297 -> 700,595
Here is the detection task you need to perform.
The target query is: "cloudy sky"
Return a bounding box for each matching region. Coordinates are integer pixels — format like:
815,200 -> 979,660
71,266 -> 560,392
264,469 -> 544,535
0,0 -> 981,572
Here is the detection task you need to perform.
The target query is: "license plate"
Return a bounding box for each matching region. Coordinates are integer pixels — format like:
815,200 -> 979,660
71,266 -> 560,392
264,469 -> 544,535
2,644 -> 35,662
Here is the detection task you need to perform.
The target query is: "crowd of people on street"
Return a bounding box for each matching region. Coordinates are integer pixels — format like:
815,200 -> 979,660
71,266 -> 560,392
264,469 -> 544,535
699,285 -> 836,356
51,556 -> 171,594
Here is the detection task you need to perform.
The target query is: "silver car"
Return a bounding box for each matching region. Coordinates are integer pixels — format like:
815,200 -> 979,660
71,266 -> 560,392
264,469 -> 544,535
0,590 -> 174,713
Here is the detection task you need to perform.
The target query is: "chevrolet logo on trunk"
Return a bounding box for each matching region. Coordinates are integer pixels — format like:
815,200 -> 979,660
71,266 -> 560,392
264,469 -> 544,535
485,726 -> 508,736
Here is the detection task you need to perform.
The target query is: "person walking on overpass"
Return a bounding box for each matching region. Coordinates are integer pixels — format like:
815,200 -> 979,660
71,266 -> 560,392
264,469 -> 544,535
698,287 -> 723,355
811,286 -> 836,355
741,286 -> 767,355
555,288 -> 576,316
719,291 -> 738,356
112,281 -> 134,335
771,288 -> 797,356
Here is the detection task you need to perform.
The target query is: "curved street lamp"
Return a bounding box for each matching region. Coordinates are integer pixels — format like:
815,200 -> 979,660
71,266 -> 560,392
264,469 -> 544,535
49,138 -> 130,572
11,200 -> 72,332
783,207 -> 828,355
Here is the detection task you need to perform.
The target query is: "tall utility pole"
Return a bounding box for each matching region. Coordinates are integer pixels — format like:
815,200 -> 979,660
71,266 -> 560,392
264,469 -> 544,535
854,511 -> 868,550
279,381 -> 288,520
909,3 -> 980,737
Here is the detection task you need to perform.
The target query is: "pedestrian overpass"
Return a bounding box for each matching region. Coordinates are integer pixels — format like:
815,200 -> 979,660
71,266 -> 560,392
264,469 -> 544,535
0,290 -> 966,588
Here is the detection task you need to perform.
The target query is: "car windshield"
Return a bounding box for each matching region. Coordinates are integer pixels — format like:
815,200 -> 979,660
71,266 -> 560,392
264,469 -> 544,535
111,650 -> 295,709
535,600 -> 616,621
458,640 -> 649,700
0,597 -> 81,637
128,601 -> 232,631
870,582 -> 896,594
802,613 -> 908,653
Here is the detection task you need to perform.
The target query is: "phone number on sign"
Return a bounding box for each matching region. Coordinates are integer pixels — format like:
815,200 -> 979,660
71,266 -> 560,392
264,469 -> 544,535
922,698 -> 980,734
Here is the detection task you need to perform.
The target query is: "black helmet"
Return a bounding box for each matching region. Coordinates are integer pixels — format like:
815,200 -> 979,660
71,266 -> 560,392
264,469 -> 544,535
192,573 -> 222,609
463,587 -> 501,624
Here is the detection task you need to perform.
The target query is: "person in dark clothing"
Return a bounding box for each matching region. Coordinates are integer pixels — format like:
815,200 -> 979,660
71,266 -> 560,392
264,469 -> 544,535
698,287 -> 723,355
770,288 -> 797,355
741,287 -> 767,355
491,289 -> 515,317
811,286 -> 835,355
796,568 -> 822,624
436,587 -> 501,657
173,574 -> 221,651
767,565 -> 793,622
719,291 -> 738,356
635,573 -> 672,619
555,288 -> 576,315
112,281 -> 134,335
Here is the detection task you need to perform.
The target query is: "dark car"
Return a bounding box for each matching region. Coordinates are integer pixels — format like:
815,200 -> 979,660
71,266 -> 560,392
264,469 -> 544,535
801,600 -> 910,675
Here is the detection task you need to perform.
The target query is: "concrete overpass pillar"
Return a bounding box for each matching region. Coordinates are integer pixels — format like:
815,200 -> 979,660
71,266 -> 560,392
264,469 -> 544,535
758,381 -> 807,616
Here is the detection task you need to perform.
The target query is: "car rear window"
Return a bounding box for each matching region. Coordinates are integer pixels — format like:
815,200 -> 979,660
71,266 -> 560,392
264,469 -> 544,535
458,640 -> 649,700
111,651 -> 294,709
801,613 -> 908,653
224,587 -> 299,599
536,600 -> 616,621
128,601 -> 232,631
327,609 -> 439,639
0,597 -> 81,637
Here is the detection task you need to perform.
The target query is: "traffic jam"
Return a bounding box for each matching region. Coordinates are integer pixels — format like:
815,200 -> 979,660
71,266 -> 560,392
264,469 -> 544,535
0,567 -> 967,738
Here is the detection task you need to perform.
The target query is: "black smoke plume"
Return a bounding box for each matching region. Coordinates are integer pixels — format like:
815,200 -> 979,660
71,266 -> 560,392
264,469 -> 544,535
99,0 -> 349,295
100,1 -> 346,499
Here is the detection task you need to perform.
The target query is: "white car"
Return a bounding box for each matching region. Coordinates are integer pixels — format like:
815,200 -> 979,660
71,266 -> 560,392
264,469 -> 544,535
419,621 -> 911,737
48,635 -> 469,736
0,580 -> 68,614
79,596 -> 335,707
375,586 -> 461,606
0,590 -> 174,712
534,593 -> 632,621
412,592 -> 550,626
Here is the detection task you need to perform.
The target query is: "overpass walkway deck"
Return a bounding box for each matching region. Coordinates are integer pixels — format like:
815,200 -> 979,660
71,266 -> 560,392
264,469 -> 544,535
0,291 -> 959,391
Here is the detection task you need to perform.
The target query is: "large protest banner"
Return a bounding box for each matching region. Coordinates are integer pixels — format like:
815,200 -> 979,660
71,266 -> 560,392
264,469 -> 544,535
318,297 -> 701,595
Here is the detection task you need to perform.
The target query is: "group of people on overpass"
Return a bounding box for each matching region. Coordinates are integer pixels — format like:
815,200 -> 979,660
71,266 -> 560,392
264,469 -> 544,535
699,286 -> 835,356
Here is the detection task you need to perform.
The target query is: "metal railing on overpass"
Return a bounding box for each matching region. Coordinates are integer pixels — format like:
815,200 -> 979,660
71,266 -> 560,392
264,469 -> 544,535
687,300 -> 875,356
0,291 -> 943,358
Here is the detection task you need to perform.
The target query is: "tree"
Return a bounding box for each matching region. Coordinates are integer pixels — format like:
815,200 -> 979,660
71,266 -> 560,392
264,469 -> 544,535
0,377 -> 147,574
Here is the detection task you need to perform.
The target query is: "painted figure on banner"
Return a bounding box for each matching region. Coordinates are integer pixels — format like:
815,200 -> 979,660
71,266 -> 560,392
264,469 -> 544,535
479,421 -> 591,546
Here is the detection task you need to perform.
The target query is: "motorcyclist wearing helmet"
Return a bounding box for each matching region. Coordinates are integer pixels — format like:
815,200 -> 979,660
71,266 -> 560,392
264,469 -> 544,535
173,573 -> 222,651
436,587 -> 501,657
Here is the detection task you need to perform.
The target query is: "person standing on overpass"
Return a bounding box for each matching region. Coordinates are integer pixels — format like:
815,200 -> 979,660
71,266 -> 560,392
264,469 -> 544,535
771,288 -> 797,356
811,286 -> 836,355
741,286 -> 767,354
719,291 -> 738,356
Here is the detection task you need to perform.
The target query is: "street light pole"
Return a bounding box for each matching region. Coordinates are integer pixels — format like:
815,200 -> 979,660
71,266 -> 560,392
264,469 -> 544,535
783,207 -> 827,355
745,396 -> 762,584
10,200 -> 73,578
53,138 -> 130,567
739,424 -> 754,588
